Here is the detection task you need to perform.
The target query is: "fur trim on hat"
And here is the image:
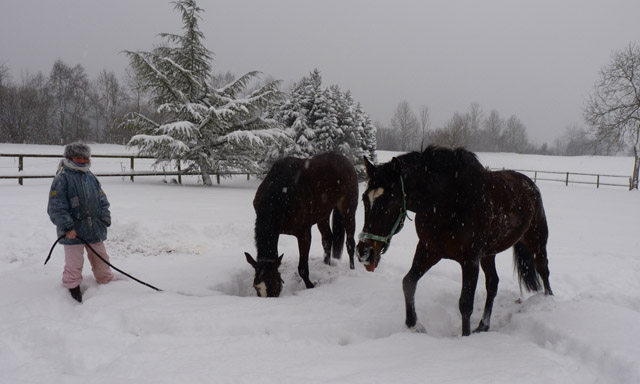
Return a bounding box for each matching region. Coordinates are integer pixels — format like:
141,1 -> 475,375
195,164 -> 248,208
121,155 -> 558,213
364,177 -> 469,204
64,142 -> 91,159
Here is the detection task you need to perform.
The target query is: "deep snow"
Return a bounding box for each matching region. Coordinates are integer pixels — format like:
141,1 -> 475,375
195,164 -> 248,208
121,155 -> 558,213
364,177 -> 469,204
1,144 -> 640,383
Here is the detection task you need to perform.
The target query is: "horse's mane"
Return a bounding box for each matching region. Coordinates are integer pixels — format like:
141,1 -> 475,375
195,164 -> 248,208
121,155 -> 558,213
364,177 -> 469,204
397,146 -> 484,177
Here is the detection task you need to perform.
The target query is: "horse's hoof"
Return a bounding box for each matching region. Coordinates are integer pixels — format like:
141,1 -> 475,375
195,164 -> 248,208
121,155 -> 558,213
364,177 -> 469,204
473,323 -> 490,333
408,323 -> 427,333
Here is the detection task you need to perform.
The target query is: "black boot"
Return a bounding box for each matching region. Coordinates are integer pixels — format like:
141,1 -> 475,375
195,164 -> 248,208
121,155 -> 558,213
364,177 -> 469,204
69,286 -> 82,303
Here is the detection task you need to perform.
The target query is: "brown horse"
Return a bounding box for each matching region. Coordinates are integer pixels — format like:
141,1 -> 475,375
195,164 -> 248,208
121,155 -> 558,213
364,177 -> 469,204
245,152 -> 359,297
357,146 -> 553,336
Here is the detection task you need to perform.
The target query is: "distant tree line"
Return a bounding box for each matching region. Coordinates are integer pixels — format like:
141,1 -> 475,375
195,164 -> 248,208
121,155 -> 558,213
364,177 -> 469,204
0,61 -> 149,145
375,101 -> 613,156
0,61 -> 623,160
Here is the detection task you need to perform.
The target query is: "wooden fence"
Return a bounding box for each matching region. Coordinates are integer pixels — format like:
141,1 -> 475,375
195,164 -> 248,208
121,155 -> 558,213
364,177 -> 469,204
487,167 -> 633,189
0,153 -> 252,185
1,153 -> 633,189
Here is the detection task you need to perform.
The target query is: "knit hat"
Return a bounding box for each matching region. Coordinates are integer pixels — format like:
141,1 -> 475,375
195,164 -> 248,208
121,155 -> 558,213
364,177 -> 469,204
63,142 -> 91,159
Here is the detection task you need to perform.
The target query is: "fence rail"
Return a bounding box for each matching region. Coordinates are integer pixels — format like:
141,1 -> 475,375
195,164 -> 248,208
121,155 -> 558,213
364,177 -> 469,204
0,153 -> 253,185
488,167 -> 633,189
1,153 -> 633,189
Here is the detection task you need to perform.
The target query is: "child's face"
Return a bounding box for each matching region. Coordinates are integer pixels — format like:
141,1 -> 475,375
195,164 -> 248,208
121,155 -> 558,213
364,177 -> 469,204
72,156 -> 89,165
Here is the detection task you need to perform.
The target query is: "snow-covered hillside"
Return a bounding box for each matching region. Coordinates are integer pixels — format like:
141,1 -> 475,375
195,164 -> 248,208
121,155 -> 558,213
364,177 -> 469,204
1,144 -> 639,383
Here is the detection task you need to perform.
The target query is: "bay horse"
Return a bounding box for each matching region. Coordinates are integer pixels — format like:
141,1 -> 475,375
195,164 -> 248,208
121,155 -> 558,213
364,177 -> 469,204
245,152 -> 359,297
357,146 -> 553,336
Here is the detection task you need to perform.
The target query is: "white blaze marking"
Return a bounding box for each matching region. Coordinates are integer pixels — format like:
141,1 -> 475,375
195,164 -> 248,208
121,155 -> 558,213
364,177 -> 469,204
255,282 -> 267,297
367,188 -> 384,206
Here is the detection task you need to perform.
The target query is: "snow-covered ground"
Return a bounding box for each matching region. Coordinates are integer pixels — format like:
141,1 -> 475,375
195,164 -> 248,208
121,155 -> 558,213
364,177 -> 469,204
1,144 -> 639,383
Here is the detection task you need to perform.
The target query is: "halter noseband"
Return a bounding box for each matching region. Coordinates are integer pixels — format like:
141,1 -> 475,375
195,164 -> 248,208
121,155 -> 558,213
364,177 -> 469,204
358,176 -> 408,254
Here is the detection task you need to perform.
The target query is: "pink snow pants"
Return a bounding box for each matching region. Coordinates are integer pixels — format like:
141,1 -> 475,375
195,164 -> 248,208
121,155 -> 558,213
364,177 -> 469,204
62,242 -> 114,288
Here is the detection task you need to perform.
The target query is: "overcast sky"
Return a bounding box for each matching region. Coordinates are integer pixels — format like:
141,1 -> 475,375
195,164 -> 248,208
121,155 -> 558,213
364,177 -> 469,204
2,0 -> 639,144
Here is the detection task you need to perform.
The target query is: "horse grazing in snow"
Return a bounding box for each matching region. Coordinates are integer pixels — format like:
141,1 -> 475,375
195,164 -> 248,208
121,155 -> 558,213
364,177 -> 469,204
245,152 -> 359,297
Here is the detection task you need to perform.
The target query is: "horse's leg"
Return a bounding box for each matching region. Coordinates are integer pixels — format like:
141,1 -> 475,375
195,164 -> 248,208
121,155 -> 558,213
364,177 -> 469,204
459,259 -> 480,336
296,228 -> 315,288
403,242 -> 439,332
534,247 -> 553,295
532,203 -> 553,296
317,216 -> 332,265
523,215 -> 553,296
474,254 -> 498,333
342,205 -> 357,270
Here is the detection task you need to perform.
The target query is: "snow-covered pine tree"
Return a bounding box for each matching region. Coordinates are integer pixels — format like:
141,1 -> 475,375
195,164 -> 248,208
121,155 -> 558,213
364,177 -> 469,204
332,88 -> 377,177
357,103 -> 378,164
122,0 -> 289,186
269,68 -> 376,177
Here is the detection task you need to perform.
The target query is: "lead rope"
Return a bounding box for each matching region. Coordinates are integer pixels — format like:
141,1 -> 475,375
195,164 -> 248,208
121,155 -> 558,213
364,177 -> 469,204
45,235 -> 162,292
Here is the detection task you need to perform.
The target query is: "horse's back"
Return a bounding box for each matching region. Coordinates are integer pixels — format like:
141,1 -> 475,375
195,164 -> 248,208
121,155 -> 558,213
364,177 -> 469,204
304,152 -> 358,188
483,169 -> 547,252
256,152 -> 358,233
296,152 -> 358,211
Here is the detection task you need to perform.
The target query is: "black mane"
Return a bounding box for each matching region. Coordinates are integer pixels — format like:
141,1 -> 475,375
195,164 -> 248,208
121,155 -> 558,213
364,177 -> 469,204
401,146 -> 484,176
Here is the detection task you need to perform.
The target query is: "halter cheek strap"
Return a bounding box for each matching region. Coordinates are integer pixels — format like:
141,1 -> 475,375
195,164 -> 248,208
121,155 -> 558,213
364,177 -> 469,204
358,177 -> 408,254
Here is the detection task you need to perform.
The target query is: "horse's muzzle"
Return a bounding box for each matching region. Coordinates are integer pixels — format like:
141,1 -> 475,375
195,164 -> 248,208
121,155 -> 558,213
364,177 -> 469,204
356,242 -> 378,272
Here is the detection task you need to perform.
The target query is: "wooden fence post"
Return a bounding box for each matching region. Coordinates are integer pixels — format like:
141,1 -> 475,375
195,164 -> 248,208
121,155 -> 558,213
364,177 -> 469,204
18,155 -> 23,186
178,162 -> 182,184
596,175 -> 600,188
130,157 -> 135,182
565,172 -> 569,186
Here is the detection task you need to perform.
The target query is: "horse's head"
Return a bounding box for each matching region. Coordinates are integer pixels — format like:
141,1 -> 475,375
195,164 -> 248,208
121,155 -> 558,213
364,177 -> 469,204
357,156 -> 407,272
244,252 -> 284,297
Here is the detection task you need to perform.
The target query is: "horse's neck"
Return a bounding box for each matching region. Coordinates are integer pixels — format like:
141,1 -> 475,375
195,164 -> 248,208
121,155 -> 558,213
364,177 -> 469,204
401,163 -> 427,208
254,200 -> 285,261
255,225 -> 280,261
401,165 -> 446,212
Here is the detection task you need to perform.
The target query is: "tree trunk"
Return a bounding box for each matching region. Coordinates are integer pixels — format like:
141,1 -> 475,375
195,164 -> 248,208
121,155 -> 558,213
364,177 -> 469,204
632,148 -> 639,191
631,125 -> 640,190
197,159 -> 213,186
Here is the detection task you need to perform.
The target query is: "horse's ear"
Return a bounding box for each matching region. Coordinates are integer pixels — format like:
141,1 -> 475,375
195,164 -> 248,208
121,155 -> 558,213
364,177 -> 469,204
363,156 -> 376,178
391,157 -> 402,174
245,252 -> 257,268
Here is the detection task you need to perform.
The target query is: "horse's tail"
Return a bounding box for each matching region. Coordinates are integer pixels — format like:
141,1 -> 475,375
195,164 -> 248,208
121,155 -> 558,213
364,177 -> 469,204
331,207 -> 345,259
513,242 -> 542,292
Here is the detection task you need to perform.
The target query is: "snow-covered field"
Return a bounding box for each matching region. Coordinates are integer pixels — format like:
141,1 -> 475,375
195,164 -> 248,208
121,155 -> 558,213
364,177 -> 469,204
1,144 -> 639,383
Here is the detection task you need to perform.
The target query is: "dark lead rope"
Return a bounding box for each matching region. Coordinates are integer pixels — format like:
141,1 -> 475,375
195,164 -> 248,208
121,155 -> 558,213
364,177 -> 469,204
45,235 -> 162,292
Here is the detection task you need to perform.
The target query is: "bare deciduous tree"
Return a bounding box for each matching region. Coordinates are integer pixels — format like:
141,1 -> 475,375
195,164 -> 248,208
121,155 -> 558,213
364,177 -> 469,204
419,105 -> 430,150
391,100 -> 419,151
502,115 -> 530,153
48,60 -> 90,143
0,64 -> 9,87
466,102 -> 483,150
431,112 -> 468,148
482,109 -> 504,151
584,42 -> 640,190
